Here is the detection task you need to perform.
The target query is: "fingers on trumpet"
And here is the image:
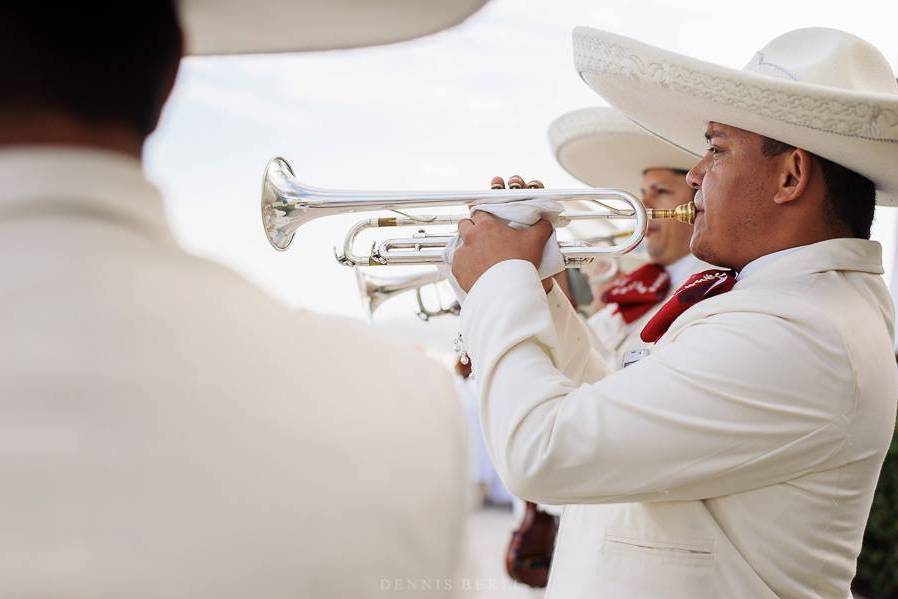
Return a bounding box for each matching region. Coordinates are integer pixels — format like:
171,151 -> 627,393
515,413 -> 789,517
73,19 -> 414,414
489,175 -> 544,190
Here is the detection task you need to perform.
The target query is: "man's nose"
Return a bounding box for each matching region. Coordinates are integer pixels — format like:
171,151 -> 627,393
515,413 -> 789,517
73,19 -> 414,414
685,158 -> 707,190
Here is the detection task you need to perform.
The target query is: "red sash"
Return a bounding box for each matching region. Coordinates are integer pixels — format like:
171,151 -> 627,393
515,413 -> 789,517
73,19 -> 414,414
601,263 -> 671,324
640,269 -> 736,342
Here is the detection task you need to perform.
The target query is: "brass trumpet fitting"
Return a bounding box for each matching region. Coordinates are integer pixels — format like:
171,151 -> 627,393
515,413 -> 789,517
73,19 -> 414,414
649,201 -> 696,225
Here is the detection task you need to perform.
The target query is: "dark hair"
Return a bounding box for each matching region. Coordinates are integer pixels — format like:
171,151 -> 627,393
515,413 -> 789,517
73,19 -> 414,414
760,136 -> 876,239
0,3 -> 183,138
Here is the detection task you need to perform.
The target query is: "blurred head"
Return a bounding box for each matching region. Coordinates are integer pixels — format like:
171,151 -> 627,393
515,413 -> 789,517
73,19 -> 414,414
0,3 -> 183,154
686,122 -> 875,271
641,168 -> 695,266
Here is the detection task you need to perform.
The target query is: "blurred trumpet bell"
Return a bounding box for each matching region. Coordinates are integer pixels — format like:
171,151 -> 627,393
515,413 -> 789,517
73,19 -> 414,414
355,269 -> 445,318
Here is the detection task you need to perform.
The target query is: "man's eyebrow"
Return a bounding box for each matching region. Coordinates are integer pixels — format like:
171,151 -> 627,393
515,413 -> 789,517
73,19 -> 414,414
704,128 -> 727,141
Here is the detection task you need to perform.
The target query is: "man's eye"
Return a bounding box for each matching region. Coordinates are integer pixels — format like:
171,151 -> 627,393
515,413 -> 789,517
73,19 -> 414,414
707,146 -> 721,155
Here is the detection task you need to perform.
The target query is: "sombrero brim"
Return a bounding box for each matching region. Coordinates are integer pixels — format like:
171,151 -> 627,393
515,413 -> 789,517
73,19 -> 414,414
181,0 -> 490,55
550,107 -> 697,194
573,27 -> 898,205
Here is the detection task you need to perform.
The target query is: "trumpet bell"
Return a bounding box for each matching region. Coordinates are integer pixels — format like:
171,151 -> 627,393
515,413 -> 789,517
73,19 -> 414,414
355,268 -> 385,317
262,157 -> 301,251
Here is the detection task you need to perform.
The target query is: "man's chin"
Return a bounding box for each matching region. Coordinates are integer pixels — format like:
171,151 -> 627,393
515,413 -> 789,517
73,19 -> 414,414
689,235 -> 710,263
690,238 -> 728,268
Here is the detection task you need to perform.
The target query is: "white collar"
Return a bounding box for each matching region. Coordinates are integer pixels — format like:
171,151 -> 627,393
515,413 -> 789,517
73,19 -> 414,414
665,254 -> 700,287
736,246 -> 805,281
0,145 -> 175,245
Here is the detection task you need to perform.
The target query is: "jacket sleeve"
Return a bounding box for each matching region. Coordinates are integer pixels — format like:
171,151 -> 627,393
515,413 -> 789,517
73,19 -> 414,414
460,260 -> 852,505
542,283 -> 610,385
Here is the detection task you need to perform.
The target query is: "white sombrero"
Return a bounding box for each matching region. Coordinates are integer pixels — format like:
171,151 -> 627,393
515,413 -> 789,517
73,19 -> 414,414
572,27 -> 898,205
180,0 -> 490,55
549,106 -> 696,194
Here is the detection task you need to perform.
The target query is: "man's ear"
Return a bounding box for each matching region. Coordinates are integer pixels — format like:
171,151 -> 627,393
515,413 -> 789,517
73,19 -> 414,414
772,148 -> 812,205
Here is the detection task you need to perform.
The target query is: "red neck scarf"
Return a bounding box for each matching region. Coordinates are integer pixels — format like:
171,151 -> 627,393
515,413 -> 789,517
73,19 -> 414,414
640,269 -> 737,342
601,263 -> 671,324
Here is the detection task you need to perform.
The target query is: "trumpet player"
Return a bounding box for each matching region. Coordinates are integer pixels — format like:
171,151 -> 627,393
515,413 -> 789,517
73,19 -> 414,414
497,108 -> 712,593
551,107 -> 712,367
0,3 -> 484,596
452,28 -> 898,598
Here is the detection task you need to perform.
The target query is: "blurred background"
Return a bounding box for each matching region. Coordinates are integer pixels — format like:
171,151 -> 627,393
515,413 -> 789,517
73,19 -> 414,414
144,1 -> 898,595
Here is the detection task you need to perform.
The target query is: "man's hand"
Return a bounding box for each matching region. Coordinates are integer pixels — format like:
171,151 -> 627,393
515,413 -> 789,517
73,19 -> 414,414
451,175 -> 555,293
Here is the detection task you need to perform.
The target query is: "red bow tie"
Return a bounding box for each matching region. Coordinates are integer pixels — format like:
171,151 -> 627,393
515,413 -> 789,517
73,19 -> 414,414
601,263 -> 671,324
640,269 -> 737,342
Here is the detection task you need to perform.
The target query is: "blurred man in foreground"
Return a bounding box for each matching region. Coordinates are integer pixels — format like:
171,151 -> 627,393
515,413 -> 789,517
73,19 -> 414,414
0,3 -> 486,596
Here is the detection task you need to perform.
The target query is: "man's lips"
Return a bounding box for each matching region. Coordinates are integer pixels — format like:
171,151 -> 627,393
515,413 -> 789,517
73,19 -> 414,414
692,192 -> 706,224
692,196 -> 705,225
693,190 -> 705,211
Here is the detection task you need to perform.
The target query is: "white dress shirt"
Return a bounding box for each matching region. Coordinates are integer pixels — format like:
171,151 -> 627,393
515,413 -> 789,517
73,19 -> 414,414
0,147 -> 467,598
665,253 -> 702,286
460,238 -> 897,598
736,246 -> 801,281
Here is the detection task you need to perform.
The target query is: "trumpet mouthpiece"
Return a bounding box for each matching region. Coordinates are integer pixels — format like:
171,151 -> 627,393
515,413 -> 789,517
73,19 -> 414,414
650,201 -> 696,225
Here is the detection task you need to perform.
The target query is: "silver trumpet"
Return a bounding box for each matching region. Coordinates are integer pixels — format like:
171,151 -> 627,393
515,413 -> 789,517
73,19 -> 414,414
261,157 -> 695,267
355,269 -> 459,321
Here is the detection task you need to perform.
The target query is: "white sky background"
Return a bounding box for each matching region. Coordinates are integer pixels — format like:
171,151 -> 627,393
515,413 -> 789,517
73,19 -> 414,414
144,0 -> 898,353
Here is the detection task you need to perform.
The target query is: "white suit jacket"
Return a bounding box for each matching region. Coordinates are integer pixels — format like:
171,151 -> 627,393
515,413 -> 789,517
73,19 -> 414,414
587,255 -> 711,368
460,240 -> 897,598
0,148 -> 467,598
